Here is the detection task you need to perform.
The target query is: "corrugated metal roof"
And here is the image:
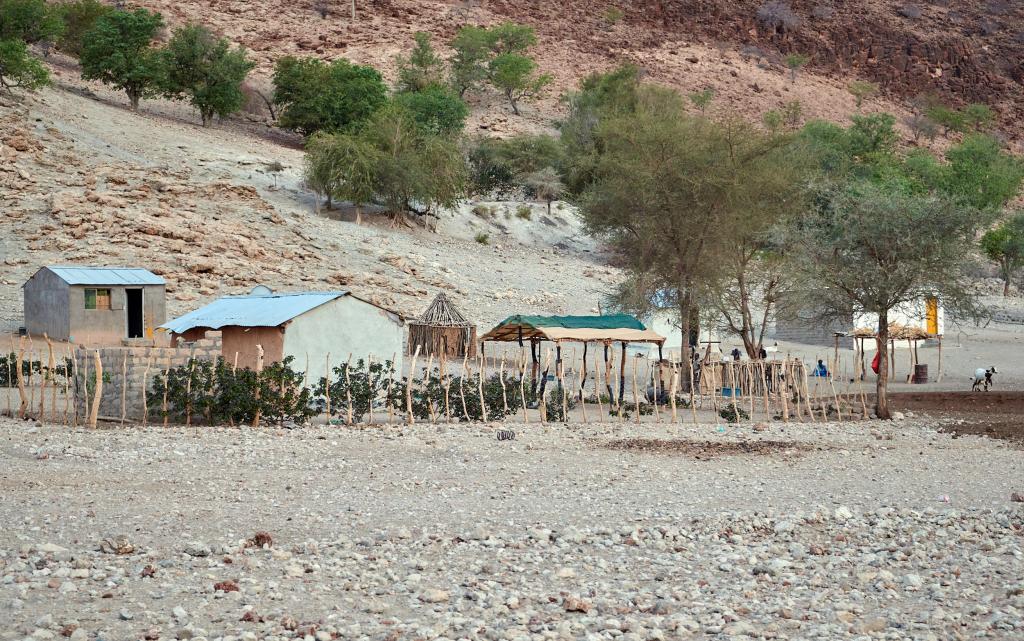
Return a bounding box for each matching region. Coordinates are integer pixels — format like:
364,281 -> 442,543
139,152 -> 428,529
45,266 -> 165,286
160,292 -> 349,334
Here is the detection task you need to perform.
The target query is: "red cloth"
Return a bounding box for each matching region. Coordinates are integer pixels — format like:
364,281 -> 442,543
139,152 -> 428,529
871,351 -> 880,374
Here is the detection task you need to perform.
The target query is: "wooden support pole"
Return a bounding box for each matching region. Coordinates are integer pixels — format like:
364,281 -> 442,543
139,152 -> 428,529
651,357 -> 661,423
344,353 -> 353,426
69,347 -> 78,427
422,354 -> 433,424
632,354 -> 640,424
45,335 -> 55,422
324,352 -> 332,419
936,335 -> 943,383
369,355 -> 379,425
141,356 -> 151,426
120,351 -> 128,425
387,352 -> 396,424
459,351 -> 470,422
577,347 -> 588,424
498,353 -> 508,416
595,345 -> 605,420
618,342 -> 627,420
477,352 -> 488,423
62,346 -> 72,426
539,349 -> 552,423
406,347 -> 419,425
669,358 -> 678,423
688,357 -> 698,424
603,343 -> 614,408
16,337 -> 27,419
519,348 -> 529,423
161,364 -> 169,427
88,350 -> 102,428
252,345 -> 264,427
779,358 -> 790,424
185,357 -> 195,427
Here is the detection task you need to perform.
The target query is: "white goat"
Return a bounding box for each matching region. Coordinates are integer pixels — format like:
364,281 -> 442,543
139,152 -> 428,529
971,367 -> 997,392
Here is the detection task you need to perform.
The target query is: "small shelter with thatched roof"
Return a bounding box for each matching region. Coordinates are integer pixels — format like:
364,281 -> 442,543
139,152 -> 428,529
407,292 -> 477,358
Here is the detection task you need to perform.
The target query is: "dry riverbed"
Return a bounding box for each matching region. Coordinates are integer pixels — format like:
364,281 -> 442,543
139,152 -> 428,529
1,416 -> 1023,641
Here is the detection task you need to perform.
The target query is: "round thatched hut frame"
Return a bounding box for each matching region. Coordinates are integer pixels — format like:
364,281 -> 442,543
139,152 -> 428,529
407,293 -> 477,358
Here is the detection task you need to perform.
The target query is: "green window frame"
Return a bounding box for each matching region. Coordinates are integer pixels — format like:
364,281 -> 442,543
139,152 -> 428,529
84,288 -> 111,310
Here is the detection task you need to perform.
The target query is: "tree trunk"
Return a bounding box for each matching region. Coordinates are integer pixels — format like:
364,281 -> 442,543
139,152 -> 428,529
875,309 -> 890,420
201,110 -> 213,127
128,91 -> 140,111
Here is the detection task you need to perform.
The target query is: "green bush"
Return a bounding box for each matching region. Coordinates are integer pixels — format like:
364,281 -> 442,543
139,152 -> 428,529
148,356 -> 314,425
314,358 -> 396,423
515,205 -> 532,220
474,231 -> 490,245
719,404 -> 750,423
392,84 -> 468,136
0,352 -> 71,387
467,134 -> 564,197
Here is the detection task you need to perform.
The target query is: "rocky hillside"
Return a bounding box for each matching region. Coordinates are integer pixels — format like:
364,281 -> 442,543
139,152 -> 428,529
132,0 -> 1023,145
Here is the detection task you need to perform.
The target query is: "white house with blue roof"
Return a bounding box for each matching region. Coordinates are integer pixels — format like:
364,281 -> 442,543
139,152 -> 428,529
160,289 -> 405,376
23,265 -> 167,346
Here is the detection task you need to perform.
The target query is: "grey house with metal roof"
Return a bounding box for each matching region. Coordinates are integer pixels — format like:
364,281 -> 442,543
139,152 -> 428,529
23,266 -> 167,345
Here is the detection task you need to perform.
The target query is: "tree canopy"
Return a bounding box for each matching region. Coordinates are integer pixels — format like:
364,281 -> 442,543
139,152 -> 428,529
0,37 -> 48,92
162,24 -> 254,127
272,56 -> 388,136
79,8 -> 164,111
980,213 -> 1024,296
303,104 -> 466,224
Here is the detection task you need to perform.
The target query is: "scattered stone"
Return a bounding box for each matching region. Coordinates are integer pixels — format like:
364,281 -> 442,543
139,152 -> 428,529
563,596 -> 591,613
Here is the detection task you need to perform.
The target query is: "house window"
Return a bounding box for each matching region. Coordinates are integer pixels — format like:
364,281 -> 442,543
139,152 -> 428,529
84,288 -> 111,310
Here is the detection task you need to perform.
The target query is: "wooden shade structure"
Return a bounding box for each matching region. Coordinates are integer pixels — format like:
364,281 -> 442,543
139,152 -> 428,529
407,292 -> 476,358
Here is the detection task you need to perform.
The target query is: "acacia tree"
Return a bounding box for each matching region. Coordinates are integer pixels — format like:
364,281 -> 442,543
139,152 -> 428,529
523,166 -> 564,215
980,213 -> 1024,296
396,31 -> 445,93
488,52 -> 550,115
791,184 -> 988,419
162,25 -> 254,127
79,8 -> 164,111
303,105 -> 466,225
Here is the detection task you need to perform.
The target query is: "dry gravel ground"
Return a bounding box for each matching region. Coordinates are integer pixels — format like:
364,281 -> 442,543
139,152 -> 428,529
2,416 -> 1023,641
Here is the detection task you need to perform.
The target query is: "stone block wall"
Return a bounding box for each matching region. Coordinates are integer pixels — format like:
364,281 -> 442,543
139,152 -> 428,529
73,336 -> 220,422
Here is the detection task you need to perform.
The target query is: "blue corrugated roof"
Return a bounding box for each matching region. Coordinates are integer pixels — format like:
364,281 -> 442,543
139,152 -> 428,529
45,266 -> 165,286
160,292 -> 349,334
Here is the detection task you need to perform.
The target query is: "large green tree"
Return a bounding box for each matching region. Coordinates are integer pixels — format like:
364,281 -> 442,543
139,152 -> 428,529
980,213 -> 1024,296
0,0 -> 63,44
303,104 -> 466,224
488,52 -> 550,115
79,8 -> 164,111
55,0 -> 111,57
575,86 -> 804,366
791,184 -> 989,418
272,55 -> 388,136
162,25 -> 254,127
0,37 -> 48,92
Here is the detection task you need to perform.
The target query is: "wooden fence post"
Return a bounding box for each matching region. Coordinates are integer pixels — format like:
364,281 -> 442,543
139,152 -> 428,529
252,344 -> 264,427
88,350 -> 102,428
120,351 -> 128,425
344,353 -> 353,426
141,356 -> 152,426
406,346 -> 419,425
16,337 -> 27,419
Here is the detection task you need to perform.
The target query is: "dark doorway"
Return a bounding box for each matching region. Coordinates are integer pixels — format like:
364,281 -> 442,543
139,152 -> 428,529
126,289 -> 143,338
